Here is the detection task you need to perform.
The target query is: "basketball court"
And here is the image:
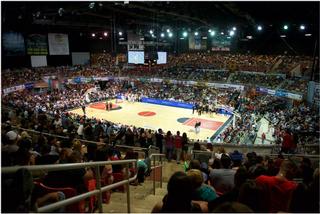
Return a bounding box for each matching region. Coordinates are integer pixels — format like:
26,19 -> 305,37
68,100 -> 230,141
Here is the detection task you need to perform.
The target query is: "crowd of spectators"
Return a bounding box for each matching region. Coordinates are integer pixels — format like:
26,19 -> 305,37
266,104 -> 319,151
280,78 -> 309,94
167,53 -> 279,72
1,76 -> 319,213
230,72 -> 285,88
2,53 -> 313,93
275,55 -> 313,74
153,151 -> 319,212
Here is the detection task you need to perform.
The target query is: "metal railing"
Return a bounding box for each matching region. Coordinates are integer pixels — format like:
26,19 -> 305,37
2,159 -> 138,213
2,151 -> 166,213
191,150 -> 320,161
191,149 -> 215,159
149,153 -> 165,195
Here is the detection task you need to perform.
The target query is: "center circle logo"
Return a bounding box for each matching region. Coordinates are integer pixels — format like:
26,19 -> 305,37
138,111 -> 156,117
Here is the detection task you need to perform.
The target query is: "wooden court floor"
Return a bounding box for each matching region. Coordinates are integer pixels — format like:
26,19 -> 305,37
69,100 -> 230,141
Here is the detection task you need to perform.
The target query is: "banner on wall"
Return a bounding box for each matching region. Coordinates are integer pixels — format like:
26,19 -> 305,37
31,56 -> 47,67
256,87 -> 302,100
26,34 -> 48,55
48,33 -> 69,55
2,32 -> 25,56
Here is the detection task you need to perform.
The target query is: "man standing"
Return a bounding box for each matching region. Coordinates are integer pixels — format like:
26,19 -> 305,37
174,131 -> 183,164
155,129 -> 164,153
109,102 -> 113,111
81,104 -> 86,115
106,100 -> 108,111
195,121 -> 201,134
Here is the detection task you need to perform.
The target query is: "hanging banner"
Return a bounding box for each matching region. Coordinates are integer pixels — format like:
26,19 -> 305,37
26,34 -> 48,55
2,32 -> 25,56
48,33 -> 69,55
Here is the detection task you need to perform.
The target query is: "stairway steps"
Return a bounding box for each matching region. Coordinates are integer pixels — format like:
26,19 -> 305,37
155,187 -> 167,196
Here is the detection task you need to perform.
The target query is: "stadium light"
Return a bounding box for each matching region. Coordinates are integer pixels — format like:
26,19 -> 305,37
183,32 -> 188,37
280,35 -> 286,38
167,29 -> 170,33
221,32 -> 224,35
229,30 -> 235,36
283,25 -> 289,30
300,25 -> 305,30
149,30 -> 153,34
103,32 -> 108,37
232,27 -> 237,31
58,8 -> 64,16
119,32 -> 123,36
305,33 -> 312,37
210,31 -> 215,36
194,32 -> 199,36
168,32 -> 173,38
257,25 -> 262,31
89,2 -> 95,9
208,29 -> 212,32
91,33 -> 96,37
160,33 -> 165,38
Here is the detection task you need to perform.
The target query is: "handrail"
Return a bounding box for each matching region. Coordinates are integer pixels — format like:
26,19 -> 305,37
148,145 -> 160,151
9,125 -> 102,146
7,124 -> 319,153
115,144 -> 148,151
192,150 -> 215,159
149,153 -> 165,195
263,154 -> 320,158
1,159 -> 136,174
2,159 -> 138,213
190,150 -> 319,160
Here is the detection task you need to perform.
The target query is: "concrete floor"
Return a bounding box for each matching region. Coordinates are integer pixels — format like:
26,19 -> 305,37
103,161 -> 183,213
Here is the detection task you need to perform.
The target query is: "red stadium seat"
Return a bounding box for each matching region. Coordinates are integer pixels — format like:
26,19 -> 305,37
33,181 -> 85,213
85,179 -> 97,212
112,172 -> 125,192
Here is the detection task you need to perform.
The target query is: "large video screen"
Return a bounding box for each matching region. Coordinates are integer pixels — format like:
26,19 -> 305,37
157,52 -> 167,64
211,35 -> 231,51
128,51 -> 144,64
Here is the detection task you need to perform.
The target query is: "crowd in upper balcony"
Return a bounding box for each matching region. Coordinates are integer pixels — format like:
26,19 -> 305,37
2,53 -> 313,93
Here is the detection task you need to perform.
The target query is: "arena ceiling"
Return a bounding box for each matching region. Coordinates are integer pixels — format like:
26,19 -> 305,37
2,1 -> 319,34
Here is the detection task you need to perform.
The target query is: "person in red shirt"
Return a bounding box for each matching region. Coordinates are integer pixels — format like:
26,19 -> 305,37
255,159 -> 298,213
174,131 -> 183,164
261,132 -> 266,144
281,130 -> 296,154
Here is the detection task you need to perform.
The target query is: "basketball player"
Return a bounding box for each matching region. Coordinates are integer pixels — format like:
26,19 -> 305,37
105,100 -> 108,111
195,121 -> 201,134
82,104 -> 86,115
109,102 -> 112,111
